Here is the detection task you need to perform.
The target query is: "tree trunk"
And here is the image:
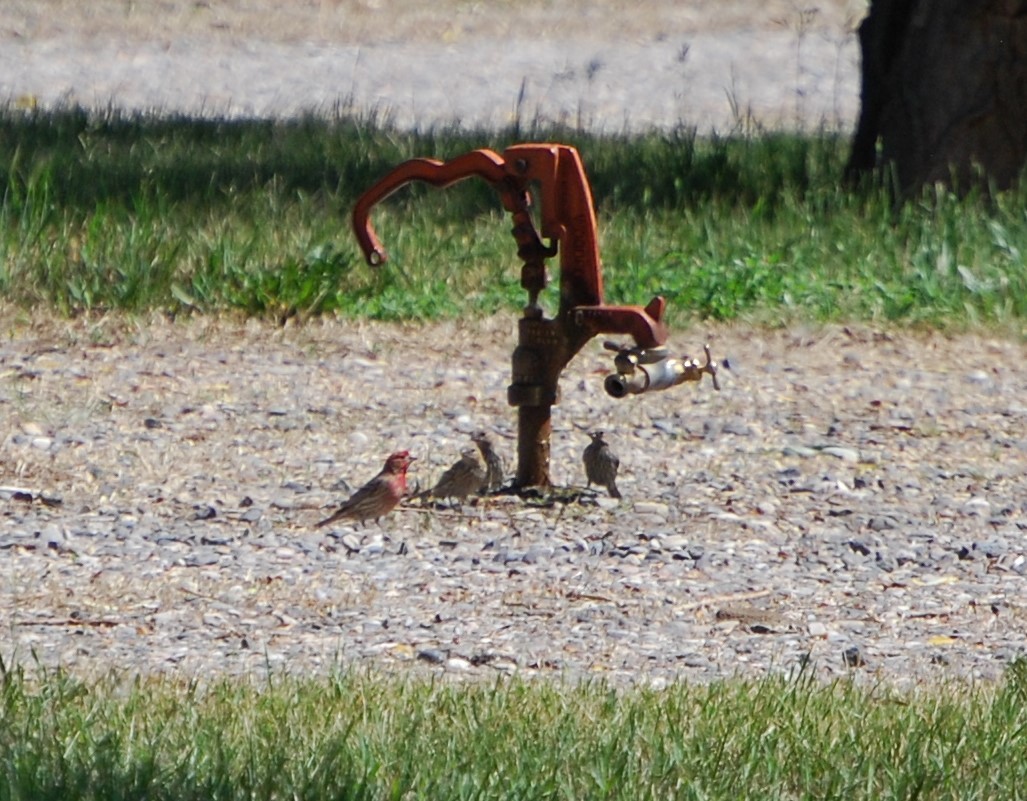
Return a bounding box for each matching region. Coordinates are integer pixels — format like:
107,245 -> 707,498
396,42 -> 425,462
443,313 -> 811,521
845,0 -> 1027,197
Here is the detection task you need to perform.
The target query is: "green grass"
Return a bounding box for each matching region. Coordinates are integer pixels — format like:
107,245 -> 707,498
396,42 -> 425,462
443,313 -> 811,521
3,106 -> 1027,329
1,661 -> 1026,801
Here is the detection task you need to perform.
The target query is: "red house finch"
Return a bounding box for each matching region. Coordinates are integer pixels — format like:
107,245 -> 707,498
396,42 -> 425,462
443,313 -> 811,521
316,450 -> 416,528
471,430 -> 505,493
420,448 -> 486,502
583,430 -> 622,499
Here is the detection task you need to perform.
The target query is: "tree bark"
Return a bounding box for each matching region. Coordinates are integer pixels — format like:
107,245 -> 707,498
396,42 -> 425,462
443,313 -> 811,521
846,0 -> 1027,197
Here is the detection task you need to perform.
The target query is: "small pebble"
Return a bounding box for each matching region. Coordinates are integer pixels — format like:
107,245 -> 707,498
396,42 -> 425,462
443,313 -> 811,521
417,649 -> 447,665
842,646 -> 866,668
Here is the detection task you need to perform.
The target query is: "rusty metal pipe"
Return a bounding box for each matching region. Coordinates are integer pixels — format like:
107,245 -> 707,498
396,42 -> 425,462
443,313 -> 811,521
515,405 -> 552,488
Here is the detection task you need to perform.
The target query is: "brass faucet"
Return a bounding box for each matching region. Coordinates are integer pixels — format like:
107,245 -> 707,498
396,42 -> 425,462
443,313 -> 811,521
603,341 -> 720,398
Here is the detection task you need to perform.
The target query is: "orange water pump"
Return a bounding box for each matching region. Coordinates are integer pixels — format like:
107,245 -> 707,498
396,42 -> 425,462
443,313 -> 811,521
352,143 -> 718,489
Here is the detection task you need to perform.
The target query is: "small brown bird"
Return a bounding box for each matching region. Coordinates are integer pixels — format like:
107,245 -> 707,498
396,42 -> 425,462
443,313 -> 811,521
471,430 -> 505,493
316,450 -> 416,528
583,430 -> 622,499
421,448 -> 486,503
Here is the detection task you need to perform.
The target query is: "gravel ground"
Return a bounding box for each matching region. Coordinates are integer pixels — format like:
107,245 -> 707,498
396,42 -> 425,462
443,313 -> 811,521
2,315 -> 1026,686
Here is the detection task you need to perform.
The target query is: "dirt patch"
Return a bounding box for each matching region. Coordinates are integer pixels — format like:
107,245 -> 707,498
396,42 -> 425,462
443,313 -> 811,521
4,1 -> 867,45
1,1 -> 866,131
